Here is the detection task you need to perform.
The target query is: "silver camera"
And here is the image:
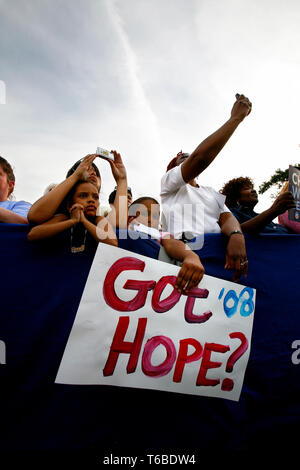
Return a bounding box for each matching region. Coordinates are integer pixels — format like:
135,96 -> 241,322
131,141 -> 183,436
96,147 -> 114,161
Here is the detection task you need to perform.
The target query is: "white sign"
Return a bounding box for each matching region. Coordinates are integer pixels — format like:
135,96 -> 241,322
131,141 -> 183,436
56,245 -> 256,401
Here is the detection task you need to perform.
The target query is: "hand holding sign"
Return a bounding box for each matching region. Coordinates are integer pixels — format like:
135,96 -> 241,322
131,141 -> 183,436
271,191 -> 296,217
56,245 -> 256,401
175,250 -> 205,293
288,165 -> 300,221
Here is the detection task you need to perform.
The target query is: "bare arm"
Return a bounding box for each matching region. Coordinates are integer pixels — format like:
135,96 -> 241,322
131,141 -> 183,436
239,192 -> 296,234
219,211 -> 242,236
28,154 -> 97,225
106,150 -> 128,229
27,214 -> 76,241
83,214 -> 118,247
0,207 -> 28,224
161,237 -> 205,292
219,212 -> 248,282
181,94 -> 252,183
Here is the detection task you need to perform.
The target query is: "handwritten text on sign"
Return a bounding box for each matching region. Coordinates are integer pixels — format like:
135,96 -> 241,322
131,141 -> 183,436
56,245 -> 256,401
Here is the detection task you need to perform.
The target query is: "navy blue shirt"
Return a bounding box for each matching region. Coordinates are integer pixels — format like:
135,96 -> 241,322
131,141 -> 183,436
231,205 -> 289,233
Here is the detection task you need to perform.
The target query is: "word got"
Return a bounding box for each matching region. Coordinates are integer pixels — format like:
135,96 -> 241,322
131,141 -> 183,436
101,257 -> 251,392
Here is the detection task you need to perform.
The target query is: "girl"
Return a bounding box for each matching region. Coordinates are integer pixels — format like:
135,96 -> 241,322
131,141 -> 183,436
28,151 -> 128,230
28,180 -> 118,249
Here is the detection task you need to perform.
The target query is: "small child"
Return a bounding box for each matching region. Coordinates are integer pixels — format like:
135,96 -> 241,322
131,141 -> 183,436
28,180 -> 118,249
128,197 -> 205,292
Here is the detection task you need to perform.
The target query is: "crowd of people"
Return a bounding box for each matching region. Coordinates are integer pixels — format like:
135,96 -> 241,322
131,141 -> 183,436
1,94 -> 298,290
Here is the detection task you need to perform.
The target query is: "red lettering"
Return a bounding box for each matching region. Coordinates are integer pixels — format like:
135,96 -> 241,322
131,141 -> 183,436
196,342 -> 229,386
142,336 -> 176,377
184,287 -> 212,323
103,257 -> 155,311
103,316 -> 147,376
151,276 -> 182,313
221,378 -> 234,392
226,332 -> 248,372
173,338 -> 203,383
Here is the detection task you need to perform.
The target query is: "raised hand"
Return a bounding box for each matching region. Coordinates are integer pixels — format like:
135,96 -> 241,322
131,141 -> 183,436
107,150 -> 127,183
73,154 -> 97,181
271,191 -> 296,216
231,93 -> 252,122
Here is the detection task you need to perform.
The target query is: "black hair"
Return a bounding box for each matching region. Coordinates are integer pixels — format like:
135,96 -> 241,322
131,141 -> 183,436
66,180 -> 98,207
108,190 -> 117,204
128,197 -> 159,217
130,196 -> 158,206
109,187 -> 132,204
57,180 -> 98,216
220,177 -> 254,208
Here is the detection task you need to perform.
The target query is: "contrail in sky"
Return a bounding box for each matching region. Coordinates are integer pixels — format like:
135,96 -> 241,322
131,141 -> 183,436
104,0 -> 161,155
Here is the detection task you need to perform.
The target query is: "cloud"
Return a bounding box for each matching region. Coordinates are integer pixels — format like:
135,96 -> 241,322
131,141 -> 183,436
0,0 -> 300,212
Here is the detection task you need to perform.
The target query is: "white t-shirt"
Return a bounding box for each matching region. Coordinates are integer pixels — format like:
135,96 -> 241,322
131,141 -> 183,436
160,165 -> 230,238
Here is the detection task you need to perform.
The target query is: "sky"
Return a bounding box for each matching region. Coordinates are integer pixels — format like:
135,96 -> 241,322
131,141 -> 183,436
1,0 -> 300,213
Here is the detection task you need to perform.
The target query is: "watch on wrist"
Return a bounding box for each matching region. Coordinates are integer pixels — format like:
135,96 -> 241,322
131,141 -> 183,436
228,230 -> 243,238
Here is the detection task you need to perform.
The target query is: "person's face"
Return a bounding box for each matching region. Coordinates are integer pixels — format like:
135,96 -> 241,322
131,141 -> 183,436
0,164 -> 14,201
127,192 -> 133,207
238,185 -> 258,207
87,165 -> 101,191
72,182 -> 99,218
136,200 -> 160,229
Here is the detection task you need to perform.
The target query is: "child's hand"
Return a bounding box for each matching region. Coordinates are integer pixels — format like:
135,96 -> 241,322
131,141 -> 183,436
175,251 -> 205,293
69,203 -> 84,224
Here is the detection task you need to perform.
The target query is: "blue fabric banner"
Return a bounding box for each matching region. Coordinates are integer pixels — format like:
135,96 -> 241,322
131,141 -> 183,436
0,224 -> 299,463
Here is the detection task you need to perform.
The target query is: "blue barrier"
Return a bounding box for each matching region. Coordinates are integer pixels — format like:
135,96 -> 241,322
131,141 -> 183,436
0,224 -> 299,463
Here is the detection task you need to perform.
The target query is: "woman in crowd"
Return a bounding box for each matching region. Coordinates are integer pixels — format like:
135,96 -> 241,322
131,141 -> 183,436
220,176 -> 295,233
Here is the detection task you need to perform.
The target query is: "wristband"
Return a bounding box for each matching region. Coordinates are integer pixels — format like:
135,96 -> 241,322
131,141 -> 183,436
228,230 -> 243,238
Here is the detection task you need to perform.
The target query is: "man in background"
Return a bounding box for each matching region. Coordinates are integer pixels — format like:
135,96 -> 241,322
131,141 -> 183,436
0,156 -> 31,224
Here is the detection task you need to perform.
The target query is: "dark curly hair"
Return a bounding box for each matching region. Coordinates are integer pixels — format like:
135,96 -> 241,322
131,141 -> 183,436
220,177 -> 254,208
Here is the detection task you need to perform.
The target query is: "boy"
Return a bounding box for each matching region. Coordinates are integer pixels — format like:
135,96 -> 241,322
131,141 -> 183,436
0,156 -> 31,224
128,197 -> 205,293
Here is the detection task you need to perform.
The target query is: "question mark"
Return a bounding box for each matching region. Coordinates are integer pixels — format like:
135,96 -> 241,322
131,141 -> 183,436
221,332 -> 248,391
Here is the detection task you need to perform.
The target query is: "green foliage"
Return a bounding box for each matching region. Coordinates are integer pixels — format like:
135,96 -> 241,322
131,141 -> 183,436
258,164 -> 300,194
